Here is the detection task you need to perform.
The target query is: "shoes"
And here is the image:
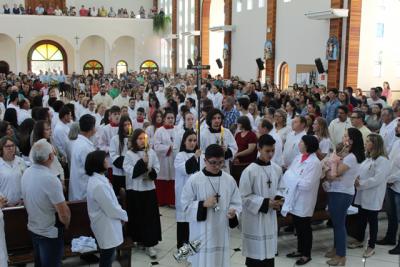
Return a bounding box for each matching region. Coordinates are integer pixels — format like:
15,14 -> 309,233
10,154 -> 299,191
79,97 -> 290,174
146,247 -> 157,259
295,256 -> 311,265
326,256 -> 346,266
376,238 -> 396,246
324,248 -> 336,258
284,225 -> 294,233
286,251 -> 302,258
348,241 -> 363,249
389,245 -> 400,255
363,247 -> 375,258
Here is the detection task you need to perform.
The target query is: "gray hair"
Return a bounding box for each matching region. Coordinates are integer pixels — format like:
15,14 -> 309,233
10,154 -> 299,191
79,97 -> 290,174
31,139 -> 53,164
68,122 -> 80,140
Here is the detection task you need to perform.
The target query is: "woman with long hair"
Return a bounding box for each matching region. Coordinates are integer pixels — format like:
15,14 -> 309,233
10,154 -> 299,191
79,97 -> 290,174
324,128 -> 365,265
123,129 -> 161,259
145,110 -> 164,149
350,134 -> 390,258
109,116 -> 132,196
382,81 -> 392,104
272,109 -> 290,145
312,117 -> 332,159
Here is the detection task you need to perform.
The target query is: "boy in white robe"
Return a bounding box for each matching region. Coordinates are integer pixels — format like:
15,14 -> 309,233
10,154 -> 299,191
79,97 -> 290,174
239,134 -> 283,267
97,106 -> 121,153
181,144 -> 242,267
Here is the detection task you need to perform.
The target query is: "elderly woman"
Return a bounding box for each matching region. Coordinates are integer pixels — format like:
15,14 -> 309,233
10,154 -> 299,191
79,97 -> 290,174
282,135 -> 322,265
349,134 -> 390,258
0,136 -> 27,206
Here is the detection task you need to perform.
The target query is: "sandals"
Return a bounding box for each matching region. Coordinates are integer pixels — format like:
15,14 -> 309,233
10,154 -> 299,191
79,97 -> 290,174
286,252 -> 302,258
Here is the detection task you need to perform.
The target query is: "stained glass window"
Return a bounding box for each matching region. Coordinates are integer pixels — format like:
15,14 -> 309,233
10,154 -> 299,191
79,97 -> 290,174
116,60 -> 128,76
83,60 -> 103,75
30,43 -> 65,74
140,60 -> 159,72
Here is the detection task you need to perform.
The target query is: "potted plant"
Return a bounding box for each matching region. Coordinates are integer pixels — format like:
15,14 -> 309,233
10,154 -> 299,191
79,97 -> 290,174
153,13 -> 171,33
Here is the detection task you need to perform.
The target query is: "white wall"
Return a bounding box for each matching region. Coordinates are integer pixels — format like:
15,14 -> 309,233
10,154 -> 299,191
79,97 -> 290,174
0,34 -> 16,71
358,0 -> 400,101
0,0 -> 152,12
0,14 -> 160,74
232,0 -> 266,80
275,0 -> 330,86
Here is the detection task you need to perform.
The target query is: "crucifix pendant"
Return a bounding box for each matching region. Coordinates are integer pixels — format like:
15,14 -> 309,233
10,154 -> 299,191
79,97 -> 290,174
214,193 -> 221,212
267,179 -> 272,189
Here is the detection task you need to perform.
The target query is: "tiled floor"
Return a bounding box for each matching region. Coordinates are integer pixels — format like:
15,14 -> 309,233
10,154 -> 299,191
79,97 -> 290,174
25,207 -> 400,267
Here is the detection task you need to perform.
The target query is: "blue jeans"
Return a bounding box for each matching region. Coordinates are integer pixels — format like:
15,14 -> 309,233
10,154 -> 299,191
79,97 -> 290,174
31,229 -> 64,267
99,247 -> 116,267
328,192 -> 353,257
384,188 -> 400,242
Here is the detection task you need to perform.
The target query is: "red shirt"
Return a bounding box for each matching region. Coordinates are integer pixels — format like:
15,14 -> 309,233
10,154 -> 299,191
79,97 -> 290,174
235,131 -> 258,164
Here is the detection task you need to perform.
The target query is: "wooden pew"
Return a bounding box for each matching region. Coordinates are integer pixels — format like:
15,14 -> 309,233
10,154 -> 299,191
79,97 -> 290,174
4,201 -> 133,266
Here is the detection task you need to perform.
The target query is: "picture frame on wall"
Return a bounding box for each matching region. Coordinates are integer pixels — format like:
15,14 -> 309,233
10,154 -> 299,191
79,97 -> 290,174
326,36 -> 339,61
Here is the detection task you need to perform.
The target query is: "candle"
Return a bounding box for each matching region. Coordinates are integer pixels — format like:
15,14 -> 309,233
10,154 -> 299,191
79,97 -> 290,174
196,120 -> 199,132
144,134 -> 148,150
220,126 -> 224,143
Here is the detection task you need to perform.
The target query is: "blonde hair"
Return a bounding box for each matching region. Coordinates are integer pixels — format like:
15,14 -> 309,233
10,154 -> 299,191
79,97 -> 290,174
315,117 -> 330,139
366,133 -> 386,159
274,109 -> 287,127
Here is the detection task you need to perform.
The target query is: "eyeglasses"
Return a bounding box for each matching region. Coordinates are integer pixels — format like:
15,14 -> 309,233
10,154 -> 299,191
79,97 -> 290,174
4,144 -> 15,149
350,116 -> 359,119
206,159 -> 225,166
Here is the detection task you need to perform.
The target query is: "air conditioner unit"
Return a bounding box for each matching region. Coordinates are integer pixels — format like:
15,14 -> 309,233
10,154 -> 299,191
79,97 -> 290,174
305,8 -> 349,20
181,30 -> 200,37
209,25 -> 235,32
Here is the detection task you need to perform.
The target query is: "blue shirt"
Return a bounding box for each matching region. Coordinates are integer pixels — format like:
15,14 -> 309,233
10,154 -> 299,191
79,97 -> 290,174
223,107 -> 240,129
324,98 -> 341,125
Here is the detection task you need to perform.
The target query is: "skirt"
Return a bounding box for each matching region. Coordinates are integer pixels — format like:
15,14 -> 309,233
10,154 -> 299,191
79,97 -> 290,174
155,180 -> 175,206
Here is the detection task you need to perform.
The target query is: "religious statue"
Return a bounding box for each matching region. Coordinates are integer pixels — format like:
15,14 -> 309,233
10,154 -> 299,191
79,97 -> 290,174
326,36 -> 339,60
264,40 -> 273,60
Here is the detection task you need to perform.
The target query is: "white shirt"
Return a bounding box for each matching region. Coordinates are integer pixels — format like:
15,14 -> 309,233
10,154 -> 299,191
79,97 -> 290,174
109,136 -> 128,176
367,97 -> 386,107
207,91 -> 223,110
328,118 -> 352,146
326,153 -> 360,195
154,126 -> 176,180
93,93 -> 113,108
17,109 -> 31,125
113,95 -> 130,108
87,172 -> 128,249
388,139 -> 400,193
53,121 -> 71,158
0,157 -> 26,205
69,134 -> 96,200
282,130 -> 306,168
379,118 -> 398,154
354,156 -> 390,210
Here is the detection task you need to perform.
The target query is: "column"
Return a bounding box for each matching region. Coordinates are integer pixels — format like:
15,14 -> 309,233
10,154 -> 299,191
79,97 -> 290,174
265,0 -> 277,83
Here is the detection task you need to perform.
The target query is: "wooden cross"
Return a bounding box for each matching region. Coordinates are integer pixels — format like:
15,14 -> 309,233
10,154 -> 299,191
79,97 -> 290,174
74,35 -> 80,45
16,34 -> 23,44
267,179 -> 272,188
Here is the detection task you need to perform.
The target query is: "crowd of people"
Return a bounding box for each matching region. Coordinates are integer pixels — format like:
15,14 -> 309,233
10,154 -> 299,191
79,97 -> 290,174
0,68 -> 399,267
1,3 -> 163,19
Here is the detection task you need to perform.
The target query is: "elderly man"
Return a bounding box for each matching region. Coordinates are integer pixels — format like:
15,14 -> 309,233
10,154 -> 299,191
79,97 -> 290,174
21,139 -> 71,267
380,108 -> 399,154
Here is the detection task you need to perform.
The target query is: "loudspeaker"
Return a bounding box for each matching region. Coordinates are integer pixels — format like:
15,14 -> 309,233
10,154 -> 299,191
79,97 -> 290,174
216,59 -> 223,69
187,59 -> 194,69
315,58 -> 325,74
256,58 -> 264,70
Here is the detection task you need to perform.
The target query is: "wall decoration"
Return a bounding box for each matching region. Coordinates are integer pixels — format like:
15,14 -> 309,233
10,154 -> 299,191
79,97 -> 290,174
326,36 -> 339,60
223,44 -> 229,60
264,40 -> 273,60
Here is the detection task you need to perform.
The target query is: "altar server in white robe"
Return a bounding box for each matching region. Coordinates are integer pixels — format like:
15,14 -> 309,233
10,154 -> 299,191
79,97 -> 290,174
153,109 -> 177,206
173,111 -> 195,155
131,107 -> 148,130
145,110 -> 163,149
281,135 -> 322,266
239,134 -> 283,267
282,116 -> 306,169
257,119 -> 283,166
200,108 -> 238,173
174,129 -> 201,249
181,144 -> 242,267
85,150 -> 128,266
98,106 -> 120,153
123,129 -> 161,259
109,116 -> 131,196
69,114 -> 97,200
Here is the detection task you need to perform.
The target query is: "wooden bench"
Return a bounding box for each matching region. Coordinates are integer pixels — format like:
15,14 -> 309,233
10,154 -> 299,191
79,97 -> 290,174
4,201 -> 134,267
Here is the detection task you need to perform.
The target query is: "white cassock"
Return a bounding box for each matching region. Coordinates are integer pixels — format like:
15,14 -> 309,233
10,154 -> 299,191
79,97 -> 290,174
282,130 -> 305,168
0,210 -> 7,267
145,125 -> 158,149
53,121 -> 71,158
153,126 -> 176,180
132,119 -> 148,130
270,131 -> 283,166
128,107 -> 136,122
173,126 -> 185,155
379,118 -> 398,154
181,170 -> 242,267
207,92 -> 223,110
109,136 -> 128,176
388,139 -> 400,194
174,151 -> 199,222
69,134 -> 96,200
200,127 -> 238,173
239,160 -> 283,261
98,124 -> 119,153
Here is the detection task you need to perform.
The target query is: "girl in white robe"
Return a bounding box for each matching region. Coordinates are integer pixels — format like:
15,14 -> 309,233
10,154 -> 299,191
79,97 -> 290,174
123,129 -> 161,259
153,110 -> 176,206
174,130 -> 201,249
145,110 -> 163,149
239,134 -> 283,267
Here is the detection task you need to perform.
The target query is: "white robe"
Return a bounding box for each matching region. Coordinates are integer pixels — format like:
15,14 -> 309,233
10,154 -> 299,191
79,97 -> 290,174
200,127 -> 238,173
379,118 -> 399,154
181,170 -> 242,267
69,134 -> 96,200
109,136 -> 128,176
282,130 -> 305,168
239,161 -> 282,261
153,126 -> 176,180
97,124 -> 119,153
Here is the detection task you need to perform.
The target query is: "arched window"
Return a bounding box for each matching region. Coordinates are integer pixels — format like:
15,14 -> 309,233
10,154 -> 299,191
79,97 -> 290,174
28,41 -> 67,74
116,60 -> 128,76
140,60 -> 159,73
83,60 -> 104,75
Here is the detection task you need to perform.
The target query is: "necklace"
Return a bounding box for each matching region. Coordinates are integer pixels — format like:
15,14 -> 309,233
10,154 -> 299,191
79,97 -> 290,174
206,175 -> 221,212
260,165 -> 272,188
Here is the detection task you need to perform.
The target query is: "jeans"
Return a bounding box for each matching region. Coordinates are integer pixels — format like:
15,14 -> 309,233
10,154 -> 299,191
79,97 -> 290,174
292,215 -> 312,258
357,208 -> 379,249
328,192 -> 353,256
384,188 -> 400,242
99,247 -> 116,267
31,229 -> 64,267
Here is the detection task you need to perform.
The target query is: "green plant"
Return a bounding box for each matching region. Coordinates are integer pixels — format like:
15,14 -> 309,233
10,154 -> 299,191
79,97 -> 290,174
153,14 -> 171,33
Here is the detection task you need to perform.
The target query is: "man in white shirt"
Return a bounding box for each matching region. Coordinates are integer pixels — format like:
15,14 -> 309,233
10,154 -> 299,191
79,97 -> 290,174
53,106 -> 72,158
93,84 -> 113,108
282,116 -> 306,168
328,105 -> 352,147
350,110 -> 371,144
207,85 -> 223,110
7,91 -> 19,111
113,87 -> 130,107
258,119 -> 283,166
367,87 -> 386,107
17,98 -> 31,125
380,107 -> 398,154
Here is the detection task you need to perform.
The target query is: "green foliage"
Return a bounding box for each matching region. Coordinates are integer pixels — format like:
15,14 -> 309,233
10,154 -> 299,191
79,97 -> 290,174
153,14 -> 171,33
